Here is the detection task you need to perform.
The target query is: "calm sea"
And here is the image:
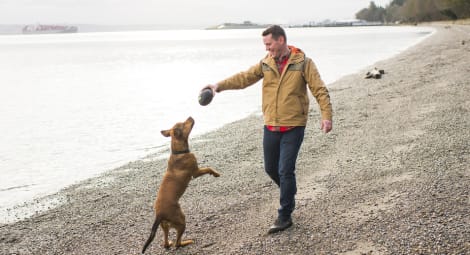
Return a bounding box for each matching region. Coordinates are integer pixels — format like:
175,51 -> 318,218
0,26 -> 434,223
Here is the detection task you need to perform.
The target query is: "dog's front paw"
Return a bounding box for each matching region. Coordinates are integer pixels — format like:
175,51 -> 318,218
211,171 -> 220,177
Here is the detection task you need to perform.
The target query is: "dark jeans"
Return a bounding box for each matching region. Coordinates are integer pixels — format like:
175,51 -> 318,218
263,126 -> 305,221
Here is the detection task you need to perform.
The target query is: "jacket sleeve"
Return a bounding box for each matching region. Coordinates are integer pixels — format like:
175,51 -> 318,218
216,62 -> 264,92
304,58 -> 333,121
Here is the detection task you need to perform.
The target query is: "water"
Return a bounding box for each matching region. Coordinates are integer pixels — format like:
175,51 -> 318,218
0,26 -> 434,223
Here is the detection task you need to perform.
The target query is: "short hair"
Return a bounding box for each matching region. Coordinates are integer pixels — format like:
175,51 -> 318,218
262,25 -> 287,42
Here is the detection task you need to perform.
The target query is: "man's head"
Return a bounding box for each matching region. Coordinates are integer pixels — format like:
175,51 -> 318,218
262,25 -> 288,59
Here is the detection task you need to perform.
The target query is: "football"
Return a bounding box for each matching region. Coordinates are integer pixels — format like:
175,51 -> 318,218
198,88 -> 214,106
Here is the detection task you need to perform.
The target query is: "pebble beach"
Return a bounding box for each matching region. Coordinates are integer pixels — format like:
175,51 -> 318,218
1,23 -> 469,255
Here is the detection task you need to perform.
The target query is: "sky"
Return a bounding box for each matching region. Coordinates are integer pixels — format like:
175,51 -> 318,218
0,0 -> 391,28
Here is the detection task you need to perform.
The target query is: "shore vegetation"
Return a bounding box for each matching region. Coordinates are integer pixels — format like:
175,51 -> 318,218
357,0 -> 470,23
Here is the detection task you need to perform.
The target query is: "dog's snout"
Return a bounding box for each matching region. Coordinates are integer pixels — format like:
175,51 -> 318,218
186,117 -> 195,128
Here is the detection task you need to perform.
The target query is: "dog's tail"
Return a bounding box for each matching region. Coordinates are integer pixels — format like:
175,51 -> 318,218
141,215 -> 162,254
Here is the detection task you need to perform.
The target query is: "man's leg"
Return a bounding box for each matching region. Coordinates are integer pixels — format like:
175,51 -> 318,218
263,126 -> 281,186
278,126 -> 304,220
269,126 -> 305,233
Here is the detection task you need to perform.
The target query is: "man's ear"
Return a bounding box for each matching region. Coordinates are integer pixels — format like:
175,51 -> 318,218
161,130 -> 171,137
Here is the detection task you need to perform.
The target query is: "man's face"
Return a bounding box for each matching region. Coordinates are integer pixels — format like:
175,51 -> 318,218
263,34 -> 284,59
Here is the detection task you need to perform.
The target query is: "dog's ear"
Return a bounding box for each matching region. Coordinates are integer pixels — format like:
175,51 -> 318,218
161,130 -> 171,137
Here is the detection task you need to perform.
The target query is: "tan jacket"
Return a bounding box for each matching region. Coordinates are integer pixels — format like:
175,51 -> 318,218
216,46 -> 332,126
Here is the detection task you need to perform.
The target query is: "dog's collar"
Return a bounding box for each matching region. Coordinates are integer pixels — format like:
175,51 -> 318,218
172,149 -> 190,155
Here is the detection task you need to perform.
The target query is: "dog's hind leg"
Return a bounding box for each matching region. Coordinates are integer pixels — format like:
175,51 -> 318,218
171,211 -> 194,248
174,223 -> 194,248
161,221 -> 171,249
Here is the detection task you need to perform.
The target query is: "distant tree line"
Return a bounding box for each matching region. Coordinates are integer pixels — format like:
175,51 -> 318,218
356,0 -> 470,23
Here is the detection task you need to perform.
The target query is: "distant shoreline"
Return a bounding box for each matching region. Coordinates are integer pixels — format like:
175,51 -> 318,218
2,19 -> 468,34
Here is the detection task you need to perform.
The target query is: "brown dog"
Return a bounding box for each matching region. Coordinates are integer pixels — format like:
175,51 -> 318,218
142,117 -> 220,254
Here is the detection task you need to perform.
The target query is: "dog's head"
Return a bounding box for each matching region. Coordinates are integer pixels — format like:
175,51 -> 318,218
161,117 -> 195,153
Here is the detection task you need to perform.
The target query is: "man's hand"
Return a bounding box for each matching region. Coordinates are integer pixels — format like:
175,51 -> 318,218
321,120 -> 332,133
203,84 -> 218,96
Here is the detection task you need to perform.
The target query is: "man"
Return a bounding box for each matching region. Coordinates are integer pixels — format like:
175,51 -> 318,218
203,25 -> 332,234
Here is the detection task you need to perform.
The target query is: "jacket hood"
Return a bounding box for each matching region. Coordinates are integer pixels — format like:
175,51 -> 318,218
288,45 -> 305,63
288,45 -> 303,55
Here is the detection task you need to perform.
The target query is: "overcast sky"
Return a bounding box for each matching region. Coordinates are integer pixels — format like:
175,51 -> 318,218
0,0 -> 391,28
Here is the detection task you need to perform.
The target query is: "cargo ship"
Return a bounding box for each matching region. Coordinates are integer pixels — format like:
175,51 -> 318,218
206,21 -> 268,30
22,24 -> 78,34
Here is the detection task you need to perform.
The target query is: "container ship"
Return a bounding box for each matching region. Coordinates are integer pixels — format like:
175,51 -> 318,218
206,21 -> 268,30
22,24 -> 78,34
